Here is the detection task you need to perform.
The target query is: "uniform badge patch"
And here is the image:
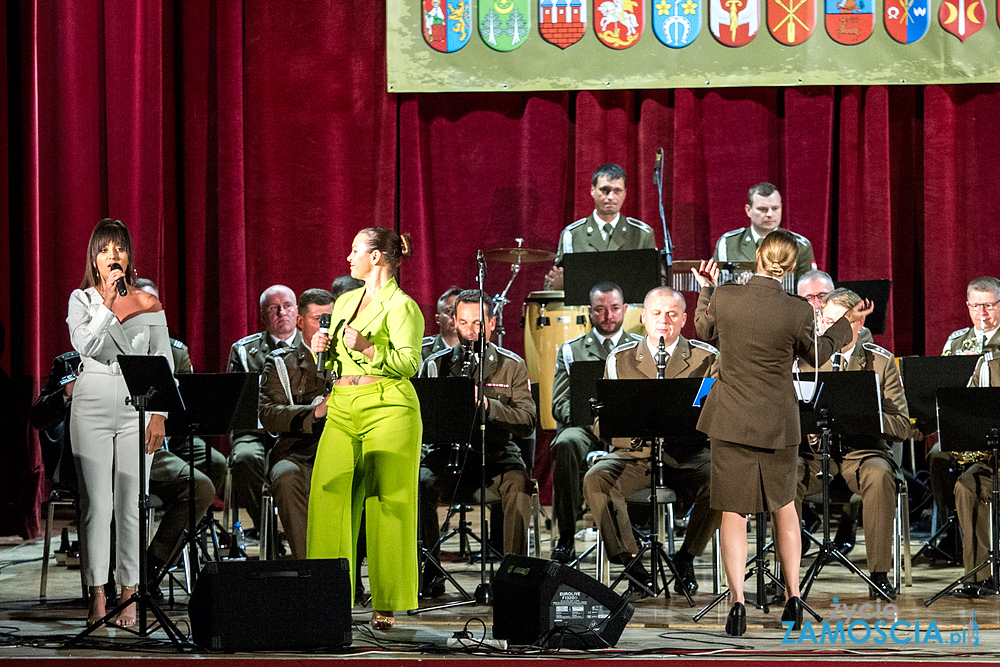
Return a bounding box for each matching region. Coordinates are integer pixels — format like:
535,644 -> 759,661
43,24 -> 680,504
540,0 -> 588,48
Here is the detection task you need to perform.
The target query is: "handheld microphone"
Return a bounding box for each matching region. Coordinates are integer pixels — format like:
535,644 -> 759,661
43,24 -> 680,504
110,263 -> 128,297
316,313 -> 332,369
656,335 -> 667,379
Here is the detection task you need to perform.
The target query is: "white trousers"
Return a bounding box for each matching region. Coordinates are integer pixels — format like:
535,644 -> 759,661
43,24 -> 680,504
69,365 -> 152,587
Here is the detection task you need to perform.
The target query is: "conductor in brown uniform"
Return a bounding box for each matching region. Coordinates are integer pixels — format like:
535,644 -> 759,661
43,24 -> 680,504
583,287 -> 720,596
692,230 -> 870,636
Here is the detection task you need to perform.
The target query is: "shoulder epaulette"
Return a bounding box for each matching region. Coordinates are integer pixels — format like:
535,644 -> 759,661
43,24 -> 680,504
946,327 -> 970,341
984,351 -> 995,362
561,332 -> 588,349
496,347 -> 525,363
265,345 -> 294,360
170,338 -> 187,350
564,217 -> 589,231
624,217 -> 653,233
862,342 -> 893,360
612,339 -> 640,352
234,332 -> 264,347
625,332 -> 644,343
719,228 -> 746,240
425,346 -> 452,364
787,230 -> 812,246
689,339 -> 719,355
421,335 -> 436,346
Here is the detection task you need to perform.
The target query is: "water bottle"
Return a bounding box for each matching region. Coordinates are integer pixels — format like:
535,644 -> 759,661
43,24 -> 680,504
230,521 -> 247,559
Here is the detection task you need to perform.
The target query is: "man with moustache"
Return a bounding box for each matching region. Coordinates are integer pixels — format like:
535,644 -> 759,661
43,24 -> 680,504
583,287 -> 719,596
227,284 -> 301,534
549,281 -> 643,563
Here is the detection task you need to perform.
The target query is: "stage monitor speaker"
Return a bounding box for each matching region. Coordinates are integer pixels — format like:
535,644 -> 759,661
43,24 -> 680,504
189,558 -> 353,651
493,555 -> 634,648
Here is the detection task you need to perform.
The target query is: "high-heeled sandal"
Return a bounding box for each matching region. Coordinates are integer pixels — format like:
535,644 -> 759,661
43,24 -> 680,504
725,602 -> 746,637
371,610 -> 395,630
87,586 -> 107,627
781,596 -> 803,631
115,586 -> 137,628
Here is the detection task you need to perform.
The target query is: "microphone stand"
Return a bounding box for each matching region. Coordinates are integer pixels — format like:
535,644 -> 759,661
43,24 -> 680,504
474,250 -> 493,604
654,148 -> 673,283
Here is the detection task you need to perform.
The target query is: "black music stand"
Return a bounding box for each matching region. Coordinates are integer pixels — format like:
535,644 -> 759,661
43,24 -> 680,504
69,355 -> 187,649
163,372 -> 257,575
794,371 -> 893,602
563,249 -> 661,306
409,376 -> 479,614
569,360 -> 605,428
899,355 -> 979,562
925,387 -> 1000,605
596,377 -> 715,607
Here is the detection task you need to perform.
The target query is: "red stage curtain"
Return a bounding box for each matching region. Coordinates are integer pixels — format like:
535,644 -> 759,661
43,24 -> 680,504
5,1 -> 1000,535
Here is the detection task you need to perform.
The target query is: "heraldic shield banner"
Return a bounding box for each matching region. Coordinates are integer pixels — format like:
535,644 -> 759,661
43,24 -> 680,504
652,0 -> 703,47
825,0 -> 875,43
480,0 -> 532,50
595,0 -> 644,48
388,0 -> 1000,91
422,0 -> 473,52
939,0 -> 986,41
540,0 -> 588,48
884,0 -> 930,42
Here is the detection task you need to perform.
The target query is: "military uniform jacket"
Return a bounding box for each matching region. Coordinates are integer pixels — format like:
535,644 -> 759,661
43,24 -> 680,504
554,213 -> 656,266
420,342 -> 536,471
713,227 -> 816,281
170,338 -> 192,374
227,329 -> 303,440
259,339 -> 329,463
942,327 -> 1000,356
794,342 -> 911,454
421,334 -> 450,361
969,352 -> 1000,388
600,336 -> 718,462
695,276 -> 854,451
551,330 -> 644,427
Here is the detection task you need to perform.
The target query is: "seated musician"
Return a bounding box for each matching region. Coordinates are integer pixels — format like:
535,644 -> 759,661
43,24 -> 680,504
951,351 -> 1000,597
713,183 -> 816,285
582,287 -> 719,596
422,286 -> 462,361
544,163 -> 655,290
926,276 -> 1000,562
550,281 -> 643,563
793,288 -> 911,601
258,288 -> 334,560
417,290 -> 536,598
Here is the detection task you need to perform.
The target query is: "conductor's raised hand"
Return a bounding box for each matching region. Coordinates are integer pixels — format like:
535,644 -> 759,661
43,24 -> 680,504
845,298 -> 874,324
344,325 -> 375,359
691,259 -> 720,288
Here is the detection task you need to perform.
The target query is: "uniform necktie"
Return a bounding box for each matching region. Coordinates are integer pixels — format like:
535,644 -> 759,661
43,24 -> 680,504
603,338 -> 614,355
603,223 -> 613,244
831,352 -> 843,371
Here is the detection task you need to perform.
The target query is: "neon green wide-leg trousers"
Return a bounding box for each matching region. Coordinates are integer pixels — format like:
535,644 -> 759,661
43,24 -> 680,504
306,378 -> 421,612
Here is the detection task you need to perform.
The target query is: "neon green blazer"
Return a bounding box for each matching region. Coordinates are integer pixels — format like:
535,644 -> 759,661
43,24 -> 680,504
324,277 -> 424,379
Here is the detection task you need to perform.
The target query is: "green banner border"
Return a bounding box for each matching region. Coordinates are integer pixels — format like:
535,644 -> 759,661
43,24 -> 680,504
388,0 -> 1000,91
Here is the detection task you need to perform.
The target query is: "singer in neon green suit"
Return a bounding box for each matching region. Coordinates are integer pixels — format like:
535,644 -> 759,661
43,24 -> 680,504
307,227 -> 424,630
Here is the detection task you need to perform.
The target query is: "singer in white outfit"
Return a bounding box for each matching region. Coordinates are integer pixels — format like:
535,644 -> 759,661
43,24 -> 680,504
67,218 -> 172,627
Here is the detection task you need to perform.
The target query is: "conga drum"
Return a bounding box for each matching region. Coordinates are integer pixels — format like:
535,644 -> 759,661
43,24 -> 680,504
523,291 -> 589,430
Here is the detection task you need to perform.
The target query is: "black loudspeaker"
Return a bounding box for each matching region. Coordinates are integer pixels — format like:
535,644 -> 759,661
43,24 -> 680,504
189,558 -> 353,651
493,555 -> 634,648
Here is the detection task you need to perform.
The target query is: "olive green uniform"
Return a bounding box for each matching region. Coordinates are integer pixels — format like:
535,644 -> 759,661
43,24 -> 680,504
712,226 -> 816,283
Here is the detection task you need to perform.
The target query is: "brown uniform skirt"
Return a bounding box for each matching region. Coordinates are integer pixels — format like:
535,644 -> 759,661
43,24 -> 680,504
709,438 -> 797,514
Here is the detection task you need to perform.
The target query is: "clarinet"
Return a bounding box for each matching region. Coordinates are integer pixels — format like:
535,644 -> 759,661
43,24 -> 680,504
653,336 -> 667,486
656,336 -> 667,379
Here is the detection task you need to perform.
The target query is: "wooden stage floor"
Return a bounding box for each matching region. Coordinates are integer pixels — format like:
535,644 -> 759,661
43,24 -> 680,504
1,510 -> 998,663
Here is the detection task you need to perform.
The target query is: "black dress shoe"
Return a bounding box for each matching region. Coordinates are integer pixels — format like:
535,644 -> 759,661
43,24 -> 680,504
551,536 -> 576,564
868,572 -> 897,600
420,575 -> 446,599
781,596 -> 803,631
725,602 -> 746,636
625,559 -> 659,598
673,556 -> 698,596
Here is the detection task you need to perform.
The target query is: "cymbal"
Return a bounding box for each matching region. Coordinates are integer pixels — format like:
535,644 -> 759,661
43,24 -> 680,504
482,247 -> 555,263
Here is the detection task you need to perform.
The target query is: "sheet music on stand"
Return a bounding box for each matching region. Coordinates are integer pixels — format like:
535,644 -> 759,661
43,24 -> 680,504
898,355 -> 980,434
563,249 -> 661,306
793,370 -> 883,437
